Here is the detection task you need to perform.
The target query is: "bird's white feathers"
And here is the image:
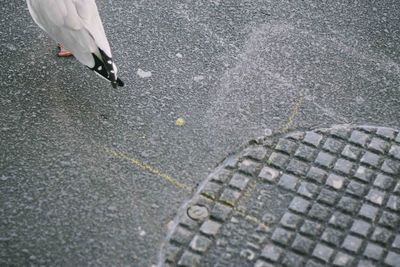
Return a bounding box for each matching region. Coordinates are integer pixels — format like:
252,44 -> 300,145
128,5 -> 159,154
26,0 -> 123,87
27,0 -> 111,67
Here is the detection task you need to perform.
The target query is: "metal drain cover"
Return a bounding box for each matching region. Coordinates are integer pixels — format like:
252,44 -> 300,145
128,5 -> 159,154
158,125 -> 400,267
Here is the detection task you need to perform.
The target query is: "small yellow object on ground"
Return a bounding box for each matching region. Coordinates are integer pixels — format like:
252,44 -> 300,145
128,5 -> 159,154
175,117 -> 186,126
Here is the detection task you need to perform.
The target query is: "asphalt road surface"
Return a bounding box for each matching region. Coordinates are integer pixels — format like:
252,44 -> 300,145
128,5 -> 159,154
1,0 -> 400,266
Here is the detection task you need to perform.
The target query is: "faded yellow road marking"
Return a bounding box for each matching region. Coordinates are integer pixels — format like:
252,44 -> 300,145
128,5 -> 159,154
280,94 -> 304,133
237,179 -> 258,209
105,148 -> 194,193
235,209 -> 270,231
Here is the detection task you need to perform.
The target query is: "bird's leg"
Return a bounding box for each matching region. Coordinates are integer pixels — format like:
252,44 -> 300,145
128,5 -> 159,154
57,43 -> 73,57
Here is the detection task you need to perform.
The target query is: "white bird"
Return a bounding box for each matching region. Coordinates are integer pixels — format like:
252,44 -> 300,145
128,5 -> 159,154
26,0 -> 124,87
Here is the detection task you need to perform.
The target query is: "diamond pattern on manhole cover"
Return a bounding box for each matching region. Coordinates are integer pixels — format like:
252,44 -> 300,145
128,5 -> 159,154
157,125 -> 400,267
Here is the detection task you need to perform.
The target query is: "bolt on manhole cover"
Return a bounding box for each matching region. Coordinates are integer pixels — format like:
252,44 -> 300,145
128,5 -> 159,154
158,125 -> 400,267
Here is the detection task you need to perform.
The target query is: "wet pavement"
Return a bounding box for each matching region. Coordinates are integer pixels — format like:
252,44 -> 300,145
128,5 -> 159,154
1,1 -> 400,266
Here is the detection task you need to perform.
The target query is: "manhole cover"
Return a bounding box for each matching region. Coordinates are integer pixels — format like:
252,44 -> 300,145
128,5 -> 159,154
158,125 -> 400,267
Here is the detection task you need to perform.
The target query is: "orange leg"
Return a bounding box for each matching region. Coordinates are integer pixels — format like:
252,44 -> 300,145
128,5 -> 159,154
57,44 -> 73,57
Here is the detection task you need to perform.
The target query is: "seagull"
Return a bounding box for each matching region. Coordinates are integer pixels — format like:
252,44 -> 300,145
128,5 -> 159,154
26,0 -> 124,88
